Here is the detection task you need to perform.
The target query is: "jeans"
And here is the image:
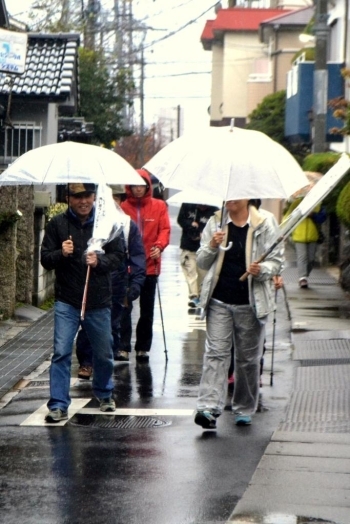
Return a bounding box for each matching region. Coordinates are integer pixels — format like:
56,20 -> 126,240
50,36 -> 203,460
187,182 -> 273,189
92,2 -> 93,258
197,299 -> 265,416
76,287 -> 129,363
48,301 -> 114,411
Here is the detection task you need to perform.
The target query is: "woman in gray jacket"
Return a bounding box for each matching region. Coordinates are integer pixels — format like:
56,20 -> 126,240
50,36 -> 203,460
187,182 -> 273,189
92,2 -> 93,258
194,199 -> 283,429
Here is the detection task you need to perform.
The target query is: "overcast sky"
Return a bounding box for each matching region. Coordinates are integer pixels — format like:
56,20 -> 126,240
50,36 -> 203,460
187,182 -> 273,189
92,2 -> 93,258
5,0 -> 217,133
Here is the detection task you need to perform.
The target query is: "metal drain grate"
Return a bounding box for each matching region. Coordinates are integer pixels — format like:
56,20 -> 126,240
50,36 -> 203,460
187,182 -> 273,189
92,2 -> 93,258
27,380 -> 50,387
68,413 -> 172,429
301,358 -> 350,366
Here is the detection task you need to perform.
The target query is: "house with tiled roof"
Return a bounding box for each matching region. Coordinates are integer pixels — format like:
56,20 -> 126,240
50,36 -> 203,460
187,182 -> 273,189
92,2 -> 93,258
201,4 -> 313,127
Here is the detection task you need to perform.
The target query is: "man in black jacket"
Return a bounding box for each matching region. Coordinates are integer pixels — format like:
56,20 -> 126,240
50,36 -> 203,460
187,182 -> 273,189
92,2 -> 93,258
177,203 -> 218,308
41,183 -> 125,423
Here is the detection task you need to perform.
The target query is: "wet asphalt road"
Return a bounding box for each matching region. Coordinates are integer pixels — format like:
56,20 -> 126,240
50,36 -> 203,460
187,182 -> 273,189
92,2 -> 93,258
0,205 -> 294,524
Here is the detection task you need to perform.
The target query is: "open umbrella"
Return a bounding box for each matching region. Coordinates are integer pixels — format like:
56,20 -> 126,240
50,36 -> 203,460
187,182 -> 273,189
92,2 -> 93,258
167,188 -> 222,207
0,141 -> 144,186
144,125 -> 309,200
291,171 -> 323,199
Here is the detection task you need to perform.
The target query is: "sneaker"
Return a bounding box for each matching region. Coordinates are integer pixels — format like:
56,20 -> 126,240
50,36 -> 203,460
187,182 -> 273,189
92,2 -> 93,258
194,410 -> 218,429
299,278 -> 308,289
136,351 -> 149,362
45,409 -> 68,423
234,413 -> 252,426
114,350 -> 129,362
78,366 -> 92,380
188,297 -> 199,308
99,397 -> 116,412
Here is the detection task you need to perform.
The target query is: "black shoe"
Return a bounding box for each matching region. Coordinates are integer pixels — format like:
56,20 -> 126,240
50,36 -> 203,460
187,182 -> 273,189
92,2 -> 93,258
188,297 -> 199,308
194,410 -> 217,429
136,351 -> 149,362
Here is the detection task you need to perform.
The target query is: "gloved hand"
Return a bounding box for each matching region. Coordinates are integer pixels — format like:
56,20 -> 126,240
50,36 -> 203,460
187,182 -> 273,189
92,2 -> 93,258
127,284 -> 140,303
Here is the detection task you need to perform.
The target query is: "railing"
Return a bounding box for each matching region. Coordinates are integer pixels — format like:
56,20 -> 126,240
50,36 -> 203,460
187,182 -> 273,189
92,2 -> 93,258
0,122 -> 42,165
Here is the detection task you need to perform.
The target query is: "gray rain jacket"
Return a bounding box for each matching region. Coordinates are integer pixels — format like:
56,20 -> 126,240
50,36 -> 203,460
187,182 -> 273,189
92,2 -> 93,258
197,205 -> 283,319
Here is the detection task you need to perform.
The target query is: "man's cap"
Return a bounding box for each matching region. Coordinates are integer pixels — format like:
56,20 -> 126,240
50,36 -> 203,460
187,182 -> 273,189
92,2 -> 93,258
110,184 -> 126,195
67,183 -> 96,196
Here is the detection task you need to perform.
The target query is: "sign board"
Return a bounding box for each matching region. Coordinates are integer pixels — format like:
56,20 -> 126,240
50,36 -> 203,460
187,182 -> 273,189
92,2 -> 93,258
0,29 -> 28,74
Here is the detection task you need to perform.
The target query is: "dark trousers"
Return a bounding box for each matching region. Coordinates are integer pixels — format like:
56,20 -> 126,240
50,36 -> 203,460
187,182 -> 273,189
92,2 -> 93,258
125,275 -> 157,351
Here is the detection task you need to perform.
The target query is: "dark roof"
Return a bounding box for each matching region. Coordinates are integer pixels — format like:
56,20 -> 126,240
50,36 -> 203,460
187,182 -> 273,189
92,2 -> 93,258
0,32 -> 80,99
261,6 -> 314,27
259,6 -> 314,42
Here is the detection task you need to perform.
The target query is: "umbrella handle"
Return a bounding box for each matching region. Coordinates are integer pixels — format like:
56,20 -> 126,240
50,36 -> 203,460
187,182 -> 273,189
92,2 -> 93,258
81,265 -> 91,320
216,219 -> 233,251
239,252 -> 267,282
219,242 -> 233,252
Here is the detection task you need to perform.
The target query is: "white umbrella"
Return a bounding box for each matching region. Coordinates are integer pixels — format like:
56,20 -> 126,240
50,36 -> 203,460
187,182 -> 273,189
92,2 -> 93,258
167,188 -> 222,207
0,141 -> 144,186
144,126 -> 309,200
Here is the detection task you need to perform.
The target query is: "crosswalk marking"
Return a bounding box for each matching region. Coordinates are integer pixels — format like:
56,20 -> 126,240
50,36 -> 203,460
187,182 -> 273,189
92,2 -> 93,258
21,398 -> 90,426
20,400 -> 195,426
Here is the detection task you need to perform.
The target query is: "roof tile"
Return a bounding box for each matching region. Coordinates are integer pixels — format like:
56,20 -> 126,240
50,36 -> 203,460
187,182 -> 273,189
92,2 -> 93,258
0,33 -> 79,99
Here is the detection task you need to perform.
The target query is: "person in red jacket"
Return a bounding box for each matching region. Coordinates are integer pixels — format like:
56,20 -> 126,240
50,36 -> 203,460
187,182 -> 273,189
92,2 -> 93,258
121,168 -> 171,362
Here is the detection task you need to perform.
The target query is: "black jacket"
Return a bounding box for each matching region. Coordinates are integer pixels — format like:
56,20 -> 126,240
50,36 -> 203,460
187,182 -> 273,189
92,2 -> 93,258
40,208 -> 125,310
177,204 -> 218,252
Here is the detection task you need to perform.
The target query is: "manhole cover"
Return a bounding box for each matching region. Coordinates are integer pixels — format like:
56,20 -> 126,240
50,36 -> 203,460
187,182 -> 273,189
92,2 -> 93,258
68,413 -> 171,429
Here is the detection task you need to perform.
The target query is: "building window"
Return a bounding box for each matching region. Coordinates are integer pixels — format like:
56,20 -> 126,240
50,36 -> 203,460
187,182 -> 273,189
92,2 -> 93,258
0,122 -> 42,164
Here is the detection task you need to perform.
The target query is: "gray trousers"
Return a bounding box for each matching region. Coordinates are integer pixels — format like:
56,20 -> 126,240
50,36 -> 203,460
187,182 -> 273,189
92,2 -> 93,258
197,299 -> 265,416
295,241 -> 317,280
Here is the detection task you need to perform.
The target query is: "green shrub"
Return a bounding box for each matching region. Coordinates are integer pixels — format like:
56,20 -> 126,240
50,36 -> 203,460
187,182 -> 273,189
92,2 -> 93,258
302,152 -> 350,213
46,202 -> 67,222
336,181 -> 350,227
39,296 -> 55,311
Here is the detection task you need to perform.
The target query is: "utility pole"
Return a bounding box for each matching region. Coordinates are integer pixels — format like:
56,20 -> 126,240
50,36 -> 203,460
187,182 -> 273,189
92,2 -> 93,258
312,0 -> 329,153
85,0 -> 100,50
139,42 -> 145,166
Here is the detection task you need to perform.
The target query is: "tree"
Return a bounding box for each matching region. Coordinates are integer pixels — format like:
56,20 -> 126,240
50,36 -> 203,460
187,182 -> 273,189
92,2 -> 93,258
114,122 -> 167,168
246,90 -> 310,165
78,48 -> 134,146
246,90 -> 287,144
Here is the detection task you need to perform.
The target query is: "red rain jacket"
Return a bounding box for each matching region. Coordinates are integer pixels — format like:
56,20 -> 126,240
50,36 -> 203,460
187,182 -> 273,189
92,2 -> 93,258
121,169 -> 171,275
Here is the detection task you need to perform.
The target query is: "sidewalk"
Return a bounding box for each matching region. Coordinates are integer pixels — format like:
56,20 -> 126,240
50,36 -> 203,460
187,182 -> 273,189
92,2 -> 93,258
230,245 -> 350,524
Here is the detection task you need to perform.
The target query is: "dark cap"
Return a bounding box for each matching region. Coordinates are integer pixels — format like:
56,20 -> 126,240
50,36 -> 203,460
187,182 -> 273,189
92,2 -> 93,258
67,183 -> 96,196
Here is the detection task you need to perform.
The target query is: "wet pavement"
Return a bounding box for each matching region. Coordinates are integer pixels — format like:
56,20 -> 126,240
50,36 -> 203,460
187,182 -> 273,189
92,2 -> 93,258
0,207 -> 349,524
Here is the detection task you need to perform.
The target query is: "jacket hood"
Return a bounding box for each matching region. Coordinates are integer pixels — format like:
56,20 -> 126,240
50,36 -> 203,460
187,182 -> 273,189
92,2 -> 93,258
125,169 -> 152,199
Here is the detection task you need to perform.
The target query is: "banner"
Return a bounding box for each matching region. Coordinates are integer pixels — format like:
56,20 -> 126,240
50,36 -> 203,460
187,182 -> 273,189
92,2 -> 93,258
0,29 -> 28,74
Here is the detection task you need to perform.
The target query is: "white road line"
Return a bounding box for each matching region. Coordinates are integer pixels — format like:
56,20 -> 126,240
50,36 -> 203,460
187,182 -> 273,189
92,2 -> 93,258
79,408 -> 195,416
20,401 -> 195,426
20,398 -> 90,426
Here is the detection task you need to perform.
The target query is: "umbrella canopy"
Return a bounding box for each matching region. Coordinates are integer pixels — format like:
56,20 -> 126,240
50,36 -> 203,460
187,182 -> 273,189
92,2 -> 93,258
0,141 -> 144,186
167,188 -> 222,207
144,126 -> 309,200
291,171 -> 323,199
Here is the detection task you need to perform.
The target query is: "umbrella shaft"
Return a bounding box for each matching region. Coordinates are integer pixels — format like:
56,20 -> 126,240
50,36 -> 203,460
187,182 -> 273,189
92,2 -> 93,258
81,266 -> 91,320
